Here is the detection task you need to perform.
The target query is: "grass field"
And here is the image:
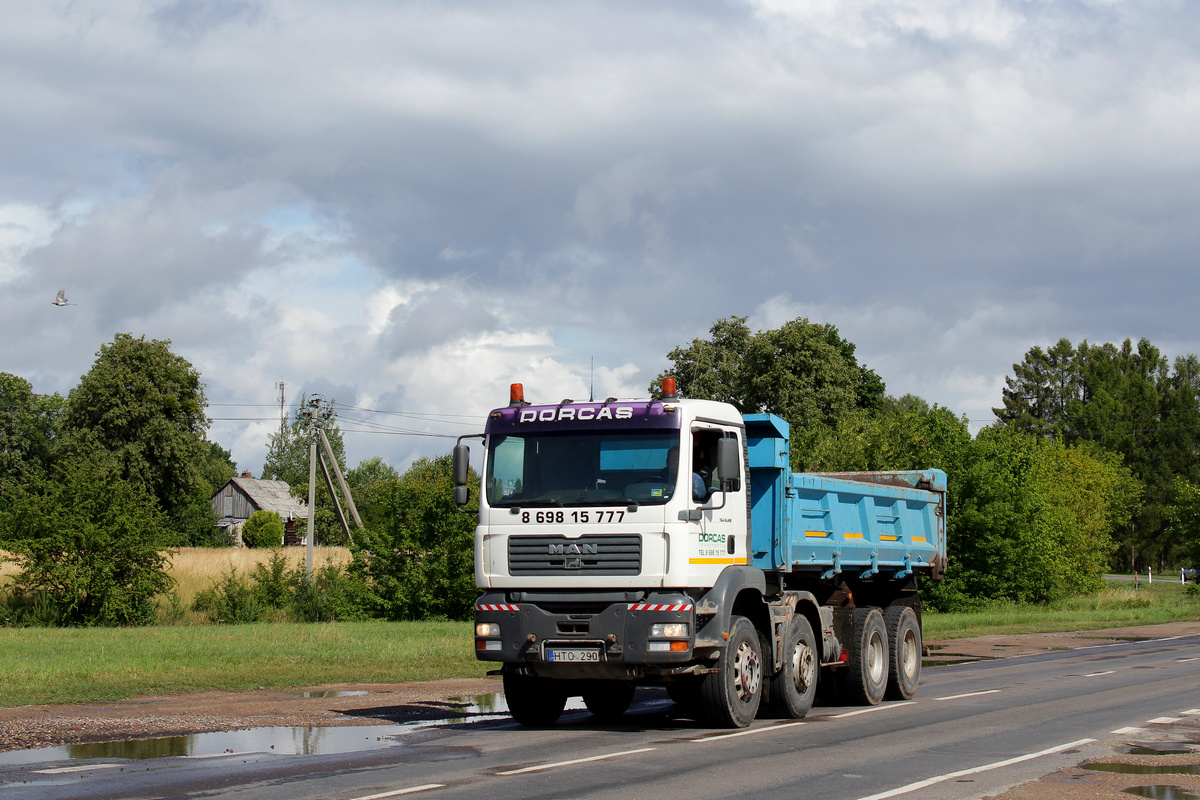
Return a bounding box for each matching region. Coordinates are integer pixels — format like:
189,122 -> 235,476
924,580 -> 1200,637
0,621 -> 483,707
1,550 -> 1197,708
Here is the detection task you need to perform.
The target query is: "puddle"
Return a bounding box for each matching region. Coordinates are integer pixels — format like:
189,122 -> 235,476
1085,763 -> 1200,775
292,690 -> 371,698
447,693 -> 509,715
0,725 -> 419,766
0,693 -> 595,767
1123,786 -> 1200,800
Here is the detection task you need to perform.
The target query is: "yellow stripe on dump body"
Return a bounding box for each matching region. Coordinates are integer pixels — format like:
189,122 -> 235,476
843,532 -> 864,539
912,536 -> 927,543
804,530 -> 828,538
880,535 -> 898,541
690,558 -> 749,565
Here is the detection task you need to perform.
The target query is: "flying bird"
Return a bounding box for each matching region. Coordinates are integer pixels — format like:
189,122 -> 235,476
52,289 -> 74,306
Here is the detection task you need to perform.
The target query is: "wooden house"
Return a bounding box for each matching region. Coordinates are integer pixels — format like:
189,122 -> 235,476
211,474 -> 309,546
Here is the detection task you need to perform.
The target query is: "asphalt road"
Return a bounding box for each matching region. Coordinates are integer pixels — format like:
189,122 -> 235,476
4,633 -> 1199,800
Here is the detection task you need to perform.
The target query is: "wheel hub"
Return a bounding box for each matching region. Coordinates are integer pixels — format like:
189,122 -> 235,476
793,639 -> 816,692
733,641 -> 761,701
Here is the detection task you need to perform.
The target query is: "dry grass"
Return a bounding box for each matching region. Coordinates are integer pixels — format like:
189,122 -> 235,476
0,553 -> 17,587
167,546 -> 352,610
3,547 -> 353,622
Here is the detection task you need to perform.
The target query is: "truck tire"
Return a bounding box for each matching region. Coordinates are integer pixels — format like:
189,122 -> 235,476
699,615 -> 763,728
843,607 -> 887,706
503,673 -> 568,727
766,613 -> 818,719
582,681 -> 636,722
884,606 -> 922,700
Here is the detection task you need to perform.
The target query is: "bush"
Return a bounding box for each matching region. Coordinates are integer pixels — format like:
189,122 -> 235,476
193,568 -> 264,624
242,510 -> 285,549
291,562 -> 371,622
251,550 -> 293,609
192,555 -> 370,623
0,455 -> 173,626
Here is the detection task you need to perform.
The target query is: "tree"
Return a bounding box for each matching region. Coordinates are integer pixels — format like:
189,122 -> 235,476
806,395 -> 972,475
993,338 -> 1080,437
357,454 -> 477,620
927,427 -> 1139,608
346,456 -> 400,532
0,453 -> 173,625
1162,478 -> 1200,569
994,336 -> 1200,572
242,510 -> 285,549
59,334 -> 212,540
0,373 -> 63,497
655,316 -> 885,460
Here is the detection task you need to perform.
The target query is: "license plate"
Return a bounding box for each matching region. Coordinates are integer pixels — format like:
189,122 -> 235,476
546,648 -> 600,663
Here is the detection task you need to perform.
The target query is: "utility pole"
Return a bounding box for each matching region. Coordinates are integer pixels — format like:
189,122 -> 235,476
276,379 -> 286,443
297,394 -> 361,578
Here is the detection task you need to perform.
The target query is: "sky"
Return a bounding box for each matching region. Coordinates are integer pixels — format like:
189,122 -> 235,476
3,0 -> 1199,477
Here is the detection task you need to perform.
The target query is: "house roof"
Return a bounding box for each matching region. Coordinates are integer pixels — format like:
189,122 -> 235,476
226,477 -> 309,520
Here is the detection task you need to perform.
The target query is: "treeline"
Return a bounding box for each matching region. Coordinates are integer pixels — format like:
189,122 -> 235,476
4,320 -> 1199,626
659,317 -> 1196,610
0,333 -> 477,626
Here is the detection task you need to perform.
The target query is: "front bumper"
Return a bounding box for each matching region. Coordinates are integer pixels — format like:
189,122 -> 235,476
474,591 -> 696,678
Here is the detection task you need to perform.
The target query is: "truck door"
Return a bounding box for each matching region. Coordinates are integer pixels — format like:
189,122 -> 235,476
687,426 -> 747,569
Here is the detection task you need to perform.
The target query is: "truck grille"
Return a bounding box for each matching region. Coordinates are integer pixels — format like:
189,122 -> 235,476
508,535 -> 642,575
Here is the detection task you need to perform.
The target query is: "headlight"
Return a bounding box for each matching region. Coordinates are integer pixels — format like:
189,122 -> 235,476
650,623 -> 689,638
476,622 -> 501,637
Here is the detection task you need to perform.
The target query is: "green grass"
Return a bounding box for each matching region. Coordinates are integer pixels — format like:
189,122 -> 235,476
924,581 -> 1200,639
0,621 -> 485,707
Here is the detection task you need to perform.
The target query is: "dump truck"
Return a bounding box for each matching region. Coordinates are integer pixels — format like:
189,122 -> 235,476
453,379 -> 947,728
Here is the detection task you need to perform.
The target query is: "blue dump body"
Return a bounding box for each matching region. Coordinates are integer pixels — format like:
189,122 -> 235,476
745,414 -> 947,580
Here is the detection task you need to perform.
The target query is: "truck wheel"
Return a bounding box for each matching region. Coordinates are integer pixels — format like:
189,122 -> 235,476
843,607 -> 887,706
884,606 -> 922,700
582,681 -> 635,722
766,614 -> 818,719
503,673 -> 568,727
699,615 -> 763,728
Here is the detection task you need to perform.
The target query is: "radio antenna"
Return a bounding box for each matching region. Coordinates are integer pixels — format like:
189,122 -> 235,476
589,357 -> 595,403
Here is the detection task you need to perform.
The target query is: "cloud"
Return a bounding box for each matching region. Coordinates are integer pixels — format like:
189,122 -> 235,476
3,0 -> 1200,475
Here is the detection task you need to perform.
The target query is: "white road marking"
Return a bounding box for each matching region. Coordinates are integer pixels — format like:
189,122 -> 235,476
1176,657 -> 1200,663
934,690 -> 1001,701
1083,671 -> 1115,677
1149,717 -> 1182,724
831,702 -> 914,718
496,747 -> 656,776
351,786 -> 445,799
692,722 -> 805,742
1111,727 -> 1146,735
33,764 -> 123,774
853,738 -> 1097,800
1182,709 -> 1200,716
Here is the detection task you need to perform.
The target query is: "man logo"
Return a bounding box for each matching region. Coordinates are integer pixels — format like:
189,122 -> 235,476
548,543 -> 598,555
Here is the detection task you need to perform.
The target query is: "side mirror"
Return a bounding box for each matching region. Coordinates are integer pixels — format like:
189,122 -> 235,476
453,444 -> 470,486
453,444 -> 471,507
716,437 -> 741,492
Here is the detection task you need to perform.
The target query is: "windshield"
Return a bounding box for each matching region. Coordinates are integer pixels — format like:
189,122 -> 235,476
486,430 -> 681,507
